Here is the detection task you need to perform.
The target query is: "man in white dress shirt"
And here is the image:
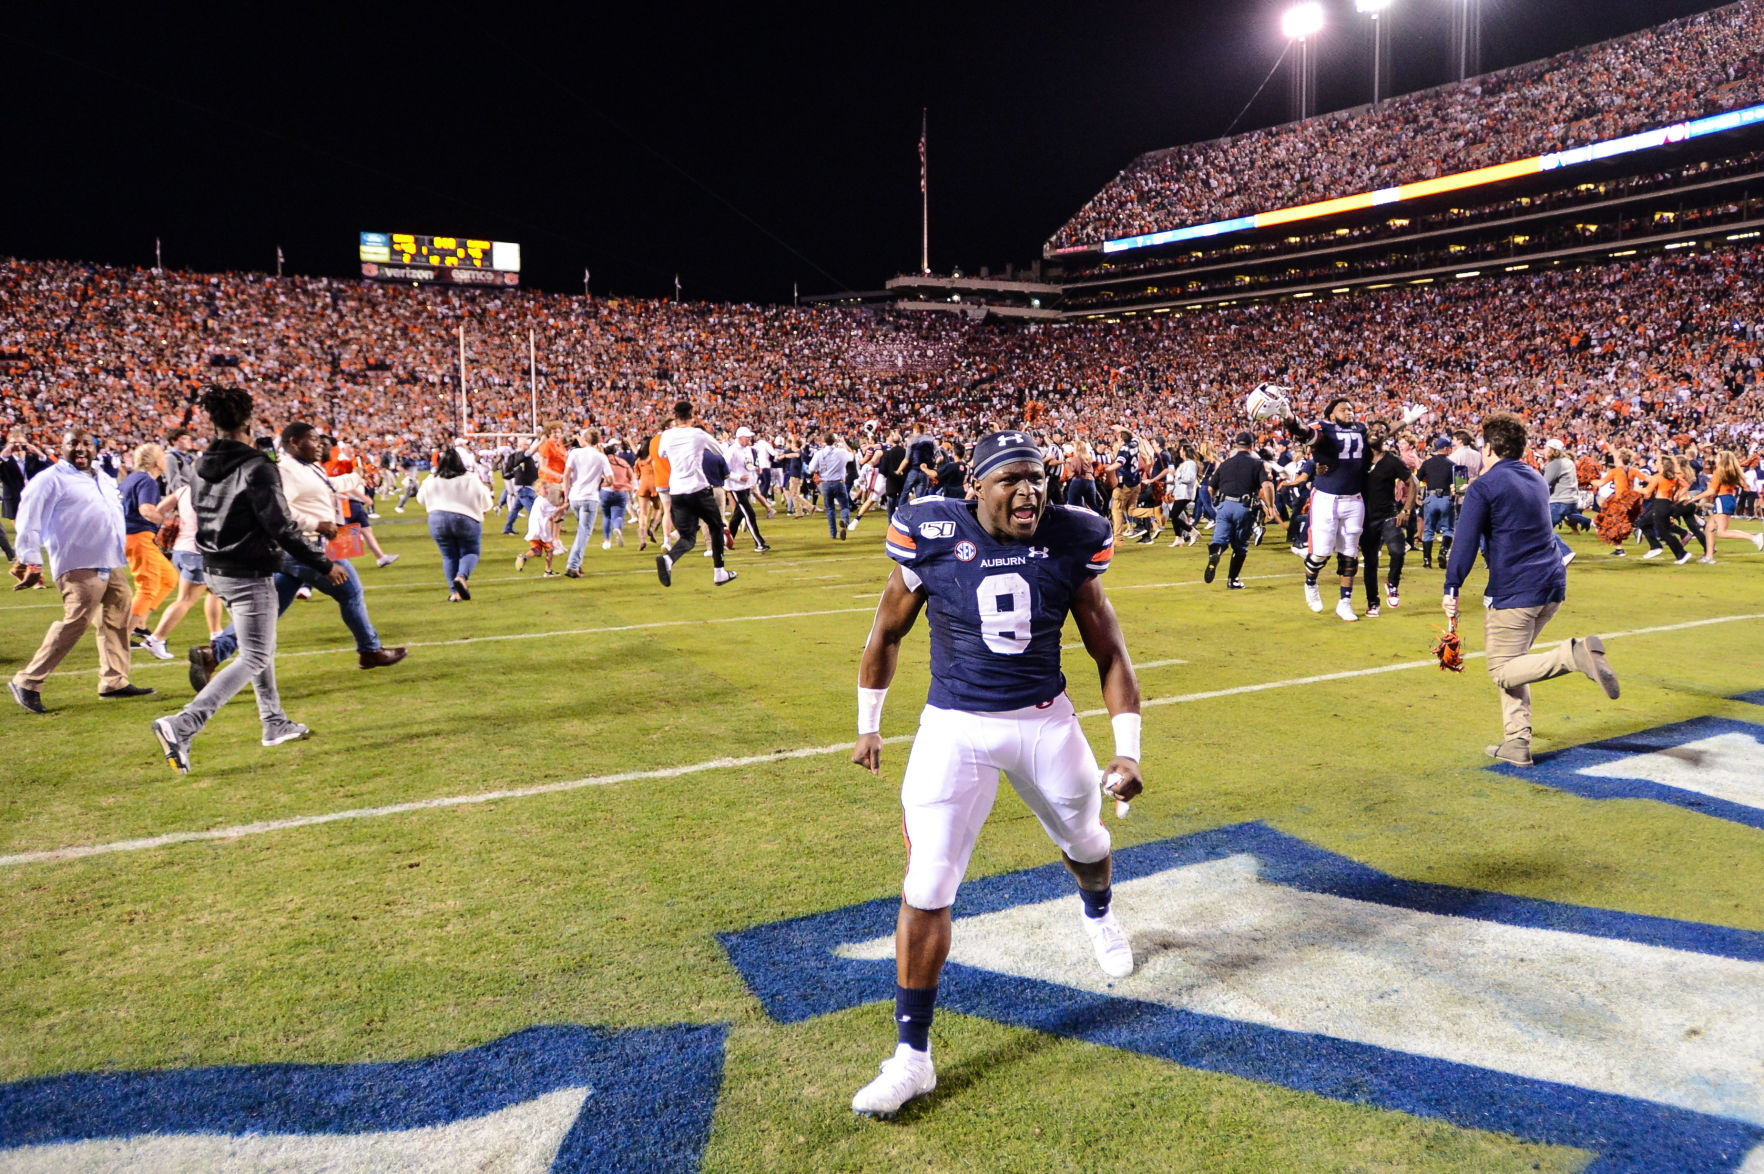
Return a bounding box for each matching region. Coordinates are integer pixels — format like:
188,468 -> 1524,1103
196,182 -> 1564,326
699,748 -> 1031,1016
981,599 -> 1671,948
655,401 -> 737,588
9,429 -> 154,713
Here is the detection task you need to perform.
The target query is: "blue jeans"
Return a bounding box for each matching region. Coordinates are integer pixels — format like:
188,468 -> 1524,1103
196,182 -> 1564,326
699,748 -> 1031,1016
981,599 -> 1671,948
566,499 -> 604,572
1422,496 -> 1455,542
1212,500 -> 1253,553
502,485 -> 536,534
1195,484 -> 1217,522
429,510 -> 482,587
1547,502 -> 1582,558
211,555 -> 379,660
823,483 -> 852,535
901,471 -> 929,501
600,489 -> 628,538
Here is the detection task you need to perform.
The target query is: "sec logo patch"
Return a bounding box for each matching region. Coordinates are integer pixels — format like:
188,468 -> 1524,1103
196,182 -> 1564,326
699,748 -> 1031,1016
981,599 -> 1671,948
955,540 -> 978,562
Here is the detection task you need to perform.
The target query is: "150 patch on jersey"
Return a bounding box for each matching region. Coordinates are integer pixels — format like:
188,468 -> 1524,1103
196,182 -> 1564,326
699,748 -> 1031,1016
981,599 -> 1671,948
919,521 -> 957,539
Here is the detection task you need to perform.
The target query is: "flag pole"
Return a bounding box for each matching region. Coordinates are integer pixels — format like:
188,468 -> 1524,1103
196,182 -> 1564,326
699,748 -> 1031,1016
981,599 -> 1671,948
919,109 -> 929,276
529,328 -> 538,434
457,324 -> 467,435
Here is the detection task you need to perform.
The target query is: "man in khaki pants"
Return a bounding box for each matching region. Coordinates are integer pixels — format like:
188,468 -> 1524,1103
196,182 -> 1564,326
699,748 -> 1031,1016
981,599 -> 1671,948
1442,414 -> 1618,766
8,429 -> 155,714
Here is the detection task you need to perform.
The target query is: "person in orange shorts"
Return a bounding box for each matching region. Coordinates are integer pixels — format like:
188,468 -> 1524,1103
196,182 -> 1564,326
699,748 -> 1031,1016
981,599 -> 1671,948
119,444 -> 179,655
516,483 -> 566,577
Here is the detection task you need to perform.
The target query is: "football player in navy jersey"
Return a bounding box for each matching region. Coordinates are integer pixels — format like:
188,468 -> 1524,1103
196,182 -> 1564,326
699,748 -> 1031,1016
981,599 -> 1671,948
846,431 -> 1146,1117
1279,396 -> 1377,622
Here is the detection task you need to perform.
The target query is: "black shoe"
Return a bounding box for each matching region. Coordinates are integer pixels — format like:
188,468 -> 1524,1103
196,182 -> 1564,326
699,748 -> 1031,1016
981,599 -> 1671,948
100,684 -> 156,699
9,681 -> 47,714
715,569 -> 738,586
838,521 -> 848,540
1422,559 -> 1433,570
563,568 -> 581,579
1204,559 -> 1218,584
754,543 -> 771,553
656,554 -> 672,587
188,644 -> 218,691
130,627 -> 152,647
453,576 -> 471,600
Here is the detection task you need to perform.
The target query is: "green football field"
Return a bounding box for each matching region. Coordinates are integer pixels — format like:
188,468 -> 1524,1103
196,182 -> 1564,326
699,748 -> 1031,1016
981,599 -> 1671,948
3,500 -> 1762,1172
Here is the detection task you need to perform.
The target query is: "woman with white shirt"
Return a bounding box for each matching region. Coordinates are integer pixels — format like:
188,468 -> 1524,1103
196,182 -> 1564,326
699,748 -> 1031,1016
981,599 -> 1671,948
418,446 -> 494,601
141,480 -> 227,659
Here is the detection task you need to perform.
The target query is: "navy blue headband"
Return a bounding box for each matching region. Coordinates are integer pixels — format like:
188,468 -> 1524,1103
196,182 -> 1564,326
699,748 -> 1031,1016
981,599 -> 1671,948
970,431 -> 1045,480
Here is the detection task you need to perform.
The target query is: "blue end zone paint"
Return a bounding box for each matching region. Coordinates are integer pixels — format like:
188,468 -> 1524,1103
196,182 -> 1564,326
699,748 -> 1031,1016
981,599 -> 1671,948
0,1023 -> 727,1174
1733,690 -> 1764,707
1488,716 -> 1764,831
718,823 -> 1764,1174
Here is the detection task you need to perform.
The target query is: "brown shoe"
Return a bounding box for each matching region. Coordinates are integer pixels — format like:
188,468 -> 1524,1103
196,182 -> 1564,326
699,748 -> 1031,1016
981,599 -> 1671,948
1484,739 -> 1534,767
188,644 -> 218,692
1571,636 -> 1620,699
359,647 -> 408,670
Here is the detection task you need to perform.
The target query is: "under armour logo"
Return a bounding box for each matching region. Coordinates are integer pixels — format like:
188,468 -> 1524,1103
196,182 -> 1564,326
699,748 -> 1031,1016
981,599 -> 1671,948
1028,546 -> 1049,558
1001,432 -> 1027,444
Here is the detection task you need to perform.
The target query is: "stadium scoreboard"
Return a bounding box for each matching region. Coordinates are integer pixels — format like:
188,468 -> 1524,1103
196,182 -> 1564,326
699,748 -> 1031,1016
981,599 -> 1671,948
358,232 -> 521,287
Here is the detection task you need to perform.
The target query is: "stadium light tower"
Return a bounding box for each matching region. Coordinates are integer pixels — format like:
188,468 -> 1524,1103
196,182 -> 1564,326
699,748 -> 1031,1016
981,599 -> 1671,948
1355,0 -> 1393,107
1282,3 -> 1325,122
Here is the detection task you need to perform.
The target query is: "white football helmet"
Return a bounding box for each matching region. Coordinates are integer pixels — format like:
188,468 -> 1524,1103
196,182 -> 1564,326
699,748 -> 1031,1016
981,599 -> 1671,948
1246,383 -> 1293,422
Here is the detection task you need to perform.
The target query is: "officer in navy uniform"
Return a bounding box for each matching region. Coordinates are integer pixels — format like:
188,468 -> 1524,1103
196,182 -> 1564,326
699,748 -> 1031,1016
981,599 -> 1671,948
1205,431 -> 1276,588
847,430 -> 1146,1118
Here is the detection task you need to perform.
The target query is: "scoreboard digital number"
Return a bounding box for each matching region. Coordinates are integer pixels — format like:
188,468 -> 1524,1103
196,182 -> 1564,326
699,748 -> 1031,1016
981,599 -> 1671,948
358,232 -> 521,287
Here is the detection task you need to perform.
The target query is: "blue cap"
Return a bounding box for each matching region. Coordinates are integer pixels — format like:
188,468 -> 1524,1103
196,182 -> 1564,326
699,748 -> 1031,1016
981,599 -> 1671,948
969,431 -> 1044,481
1433,437 -> 1451,450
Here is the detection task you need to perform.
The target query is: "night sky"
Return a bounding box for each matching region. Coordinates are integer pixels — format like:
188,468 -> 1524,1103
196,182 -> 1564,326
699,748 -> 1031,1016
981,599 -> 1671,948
5,1 -> 1724,303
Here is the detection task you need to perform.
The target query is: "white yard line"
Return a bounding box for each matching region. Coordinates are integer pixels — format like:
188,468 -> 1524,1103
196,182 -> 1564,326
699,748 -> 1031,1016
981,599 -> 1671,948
10,611 -> 1760,869
53,608 -> 874,675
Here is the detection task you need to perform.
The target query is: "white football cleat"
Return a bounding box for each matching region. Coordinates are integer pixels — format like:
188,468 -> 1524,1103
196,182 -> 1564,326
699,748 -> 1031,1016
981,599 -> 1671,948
1081,909 -> 1135,978
852,1045 -> 936,1117
1304,583 -> 1323,612
1335,598 -> 1359,623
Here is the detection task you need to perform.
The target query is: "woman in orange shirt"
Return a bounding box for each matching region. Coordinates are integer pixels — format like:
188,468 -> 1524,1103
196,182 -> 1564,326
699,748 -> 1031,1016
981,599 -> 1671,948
1691,449 -> 1764,561
1634,455 -> 1697,564
633,442 -> 662,552
1592,448 -> 1642,555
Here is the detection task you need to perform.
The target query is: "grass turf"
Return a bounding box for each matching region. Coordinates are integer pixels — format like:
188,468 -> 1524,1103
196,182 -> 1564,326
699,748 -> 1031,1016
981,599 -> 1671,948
4,500 -> 1763,1172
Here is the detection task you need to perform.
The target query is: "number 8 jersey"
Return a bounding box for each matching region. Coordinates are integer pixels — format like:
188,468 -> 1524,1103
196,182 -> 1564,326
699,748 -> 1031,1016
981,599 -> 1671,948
886,497 -> 1115,711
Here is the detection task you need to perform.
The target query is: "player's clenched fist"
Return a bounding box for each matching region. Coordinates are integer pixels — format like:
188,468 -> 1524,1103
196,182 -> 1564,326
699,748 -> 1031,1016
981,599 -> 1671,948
852,732 -> 885,776
1101,756 -> 1144,803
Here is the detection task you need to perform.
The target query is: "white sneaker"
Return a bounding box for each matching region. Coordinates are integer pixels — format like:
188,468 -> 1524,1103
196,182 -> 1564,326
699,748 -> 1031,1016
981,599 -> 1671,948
142,635 -> 173,661
852,1045 -> 936,1116
394,506 -> 405,514
1335,598 -> 1358,623
1698,555 -> 1717,564
1290,545 -> 1307,556
376,554 -> 399,568
262,721 -> 310,747
295,585 -> 314,601
602,540 -> 612,550
1641,548 -> 1662,560
848,519 -> 861,531
1081,910 -> 1135,978
714,568 -> 738,586
1561,550 -> 1576,566
1386,585 -> 1400,608
1752,532 -> 1764,551
367,511 -> 381,519
1304,583 -> 1323,612
1675,552 -> 1694,565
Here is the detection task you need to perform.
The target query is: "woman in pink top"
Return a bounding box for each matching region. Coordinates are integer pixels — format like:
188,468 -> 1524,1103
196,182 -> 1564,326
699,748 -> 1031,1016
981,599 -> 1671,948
599,441 -> 635,549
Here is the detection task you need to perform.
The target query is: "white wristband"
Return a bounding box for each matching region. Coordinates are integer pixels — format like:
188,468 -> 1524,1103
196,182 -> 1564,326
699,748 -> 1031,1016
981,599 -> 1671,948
1111,712 -> 1142,762
858,687 -> 888,736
